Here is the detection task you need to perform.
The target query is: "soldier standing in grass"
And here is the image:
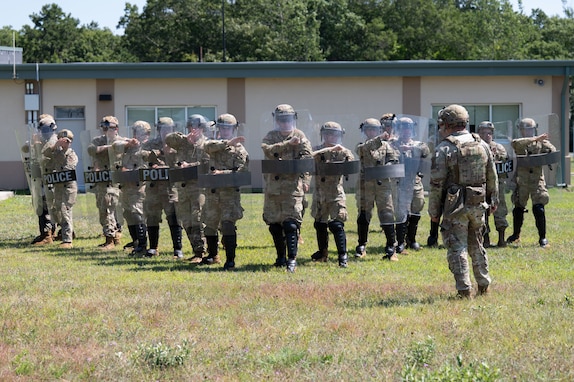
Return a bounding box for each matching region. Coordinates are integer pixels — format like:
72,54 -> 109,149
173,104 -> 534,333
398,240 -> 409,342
309,121 -> 355,268
477,121 -> 509,248
111,121 -> 151,256
261,104 -> 313,273
141,117 -> 183,259
87,116 -> 123,250
165,115 -> 211,263
201,114 -> 249,270
41,129 -> 78,249
429,104 -> 498,298
354,117 -> 400,260
506,118 -> 556,248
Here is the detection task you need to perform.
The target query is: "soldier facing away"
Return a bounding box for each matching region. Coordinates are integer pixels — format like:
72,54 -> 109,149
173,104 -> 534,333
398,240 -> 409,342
428,104 -> 498,298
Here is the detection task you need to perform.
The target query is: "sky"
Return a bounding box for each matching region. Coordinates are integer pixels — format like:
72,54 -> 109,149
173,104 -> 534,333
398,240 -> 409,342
0,0 -> 571,36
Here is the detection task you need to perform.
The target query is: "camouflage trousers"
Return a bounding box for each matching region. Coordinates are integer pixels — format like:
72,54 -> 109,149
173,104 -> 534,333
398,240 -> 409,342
355,178 -> 395,225
441,205 -> 491,292
120,183 -> 145,226
53,181 -> 77,243
95,183 -> 121,238
175,183 -> 205,254
204,187 -> 243,236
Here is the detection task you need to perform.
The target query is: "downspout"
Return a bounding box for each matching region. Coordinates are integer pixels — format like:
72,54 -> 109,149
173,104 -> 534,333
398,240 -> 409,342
560,66 -> 570,186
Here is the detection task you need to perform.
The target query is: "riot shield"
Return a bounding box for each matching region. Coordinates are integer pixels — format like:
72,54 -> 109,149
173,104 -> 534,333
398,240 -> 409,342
492,120 -> 515,183
513,114 -> 561,184
391,114 -> 431,223
15,125 -> 45,216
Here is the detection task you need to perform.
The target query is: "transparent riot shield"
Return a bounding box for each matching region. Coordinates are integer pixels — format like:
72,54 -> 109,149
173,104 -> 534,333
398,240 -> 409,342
492,120 -> 515,184
15,124 -> 46,217
390,114 -> 431,223
513,114 -> 561,185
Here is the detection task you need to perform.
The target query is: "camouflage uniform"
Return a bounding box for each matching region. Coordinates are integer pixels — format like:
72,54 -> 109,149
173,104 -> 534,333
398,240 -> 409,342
262,104 -> 313,272
202,114 -> 249,270
507,118 -> 556,247
389,117 -> 430,253
87,116 -> 122,249
41,129 -> 78,248
141,117 -> 181,258
478,121 -> 509,247
111,121 -> 150,255
164,116 -> 210,262
429,105 -> 498,298
310,121 -> 354,268
23,115 -> 57,245
355,118 -> 400,260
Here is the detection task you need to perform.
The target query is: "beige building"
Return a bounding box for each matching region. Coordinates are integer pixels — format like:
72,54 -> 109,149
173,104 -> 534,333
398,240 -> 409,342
0,60 -> 571,191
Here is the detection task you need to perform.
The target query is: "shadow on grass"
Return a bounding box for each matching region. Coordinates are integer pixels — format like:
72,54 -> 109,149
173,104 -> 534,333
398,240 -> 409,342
344,294 -> 440,309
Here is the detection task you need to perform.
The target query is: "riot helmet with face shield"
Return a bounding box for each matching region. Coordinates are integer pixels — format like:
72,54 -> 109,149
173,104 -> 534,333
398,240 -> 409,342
156,117 -> 175,142
359,118 -> 382,140
320,121 -> 344,146
216,113 -> 238,140
273,104 -> 297,135
517,118 -> 537,138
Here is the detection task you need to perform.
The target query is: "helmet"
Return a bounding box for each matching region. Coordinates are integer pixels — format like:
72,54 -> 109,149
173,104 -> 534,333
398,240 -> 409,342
187,114 -> 209,130
517,118 -> 537,130
477,121 -> 495,132
216,113 -> 238,128
380,113 -> 397,129
131,120 -> 151,137
359,118 -> 381,132
38,116 -> 57,131
320,121 -> 344,144
57,129 -> 74,142
100,115 -> 119,129
440,104 -> 469,126
273,104 -> 297,133
157,117 -> 175,130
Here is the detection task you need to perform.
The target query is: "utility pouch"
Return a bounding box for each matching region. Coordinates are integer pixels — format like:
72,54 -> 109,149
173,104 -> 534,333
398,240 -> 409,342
444,185 -> 464,216
465,185 -> 485,207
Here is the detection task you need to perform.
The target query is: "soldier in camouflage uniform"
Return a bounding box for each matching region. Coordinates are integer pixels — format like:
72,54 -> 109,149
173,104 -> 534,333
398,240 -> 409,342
389,117 -> 430,253
310,121 -> 354,268
355,118 -> 400,261
429,105 -> 498,298
262,104 -> 313,273
477,121 -> 509,247
87,116 -> 123,250
165,115 -> 210,263
110,121 -> 150,256
22,115 -> 57,245
201,114 -> 249,270
506,118 -> 556,248
141,117 -> 182,258
41,129 -> 78,248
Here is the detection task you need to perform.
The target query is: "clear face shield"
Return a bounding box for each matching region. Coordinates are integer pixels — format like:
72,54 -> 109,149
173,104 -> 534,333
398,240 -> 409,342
274,114 -> 297,135
216,123 -> 237,140
361,124 -> 381,141
519,126 -> 536,138
157,123 -> 175,142
132,127 -> 149,143
321,128 -> 343,146
100,120 -> 119,142
478,128 -> 494,143
38,123 -> 55,142
381,120 -> 395,138
395,120 -> 416,142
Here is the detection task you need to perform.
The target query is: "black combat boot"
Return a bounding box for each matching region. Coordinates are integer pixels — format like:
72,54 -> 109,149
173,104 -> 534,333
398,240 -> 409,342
170,224 -> 183,259
124,225 -> 137,249
146,226 -> 160,256
382,225 -> 398,261
427,220 -> 439,247
506,207 -> 524,244
329,220 -> 348,268
395,222 -> 408,254
222,234 -> 237,270
406,214 -> 421,251
269,223 -> 286,267
355,212 -> 369,258
283,220 -> 299,273
311,221 -> 329,262
131,224 -> 147,256
533,204 -> 548,247
203,235 -> 221,264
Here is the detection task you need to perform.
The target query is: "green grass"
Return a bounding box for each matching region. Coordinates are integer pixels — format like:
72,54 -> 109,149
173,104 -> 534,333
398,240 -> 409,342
1,188 -> 573,381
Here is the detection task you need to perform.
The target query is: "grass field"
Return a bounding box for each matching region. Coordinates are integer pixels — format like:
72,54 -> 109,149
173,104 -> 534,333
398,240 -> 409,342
1,188 -> 573,381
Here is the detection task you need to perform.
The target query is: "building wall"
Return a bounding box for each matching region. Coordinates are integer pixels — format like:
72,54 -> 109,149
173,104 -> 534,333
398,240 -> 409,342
0,73 -> 566,191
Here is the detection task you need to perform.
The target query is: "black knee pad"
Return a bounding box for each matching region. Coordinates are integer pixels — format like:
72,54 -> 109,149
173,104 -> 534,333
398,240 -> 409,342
328,220 -> 344,234
314,221 -> 328,230
221,220 -> 236,236
166,213 -> 178,227
282,219 -> 299,234
532,203 -> 544,217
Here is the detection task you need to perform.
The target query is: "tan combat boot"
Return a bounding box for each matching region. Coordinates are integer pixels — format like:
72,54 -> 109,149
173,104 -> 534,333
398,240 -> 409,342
33,233 -> 53,246
98,236 -> 115,250
311,248 -> 329,262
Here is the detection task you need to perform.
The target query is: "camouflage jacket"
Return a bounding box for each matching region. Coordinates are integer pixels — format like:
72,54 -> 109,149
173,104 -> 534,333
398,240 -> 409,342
312,144 -> 354,202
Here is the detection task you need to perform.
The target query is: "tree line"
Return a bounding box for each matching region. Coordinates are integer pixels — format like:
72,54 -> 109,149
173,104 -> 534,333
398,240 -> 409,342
1,0 -> 574,63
